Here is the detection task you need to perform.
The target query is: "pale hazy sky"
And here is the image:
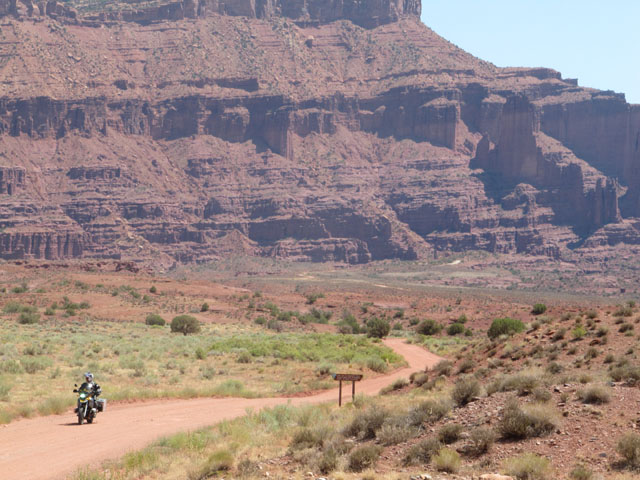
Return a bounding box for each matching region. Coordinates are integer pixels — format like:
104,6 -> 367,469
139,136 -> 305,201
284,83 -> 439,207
422,0 -> 640,104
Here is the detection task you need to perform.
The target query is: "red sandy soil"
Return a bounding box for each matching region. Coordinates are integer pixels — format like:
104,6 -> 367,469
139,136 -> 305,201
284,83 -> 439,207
0,339 -> 441,480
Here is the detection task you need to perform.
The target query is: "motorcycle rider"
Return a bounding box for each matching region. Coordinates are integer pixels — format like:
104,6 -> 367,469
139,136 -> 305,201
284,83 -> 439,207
78,372 -> 102,410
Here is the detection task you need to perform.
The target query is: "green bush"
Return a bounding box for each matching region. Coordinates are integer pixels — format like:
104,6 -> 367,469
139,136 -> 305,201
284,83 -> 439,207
337,312 -> 361,334
499,399 -> 559,439
438,424 -> 463,444
305,292 -> 325,305
170,315 -> 201,335
504,453 -> 552,480
376,421 -> 415,446
191,449 -> 234,479
407,397 -> 451,426
617,432 -> 640,468
531,304 -> 547,315
344,408 -> 389,440
569,464 -> 593,480
487,317 -> 525,339
145,314 -> 165,326
416,319 -> 443,336
468,427 -> 496,455
200,303 -> 209,312
452,377 -> 480,406
149,285 -> 157,294
403,438 -> 442,466
18,312 -> 40,324
433,448 -> 461,473
572,325 -> 587,340
577,385 -> 610,404
366,317 -> 390,338
348,445 -> 381,472
447,323 -> 465,336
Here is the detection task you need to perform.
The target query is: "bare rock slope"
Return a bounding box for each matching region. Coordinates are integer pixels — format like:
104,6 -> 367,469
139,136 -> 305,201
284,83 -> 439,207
0,0 -> 639,264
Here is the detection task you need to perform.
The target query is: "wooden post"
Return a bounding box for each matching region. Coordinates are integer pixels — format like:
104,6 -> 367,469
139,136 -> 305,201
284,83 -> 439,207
352,380 -> 356,400
338,380 -> 342,407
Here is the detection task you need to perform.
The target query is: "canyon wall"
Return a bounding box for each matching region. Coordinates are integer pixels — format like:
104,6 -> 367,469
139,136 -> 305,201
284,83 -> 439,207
0,4 -> 638,264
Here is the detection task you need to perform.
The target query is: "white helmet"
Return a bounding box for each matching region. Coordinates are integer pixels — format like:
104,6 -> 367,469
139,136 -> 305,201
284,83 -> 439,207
84,372 -> 94,383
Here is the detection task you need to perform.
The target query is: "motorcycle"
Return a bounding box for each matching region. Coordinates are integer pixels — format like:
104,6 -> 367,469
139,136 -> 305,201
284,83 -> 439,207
73,384 -> 105,425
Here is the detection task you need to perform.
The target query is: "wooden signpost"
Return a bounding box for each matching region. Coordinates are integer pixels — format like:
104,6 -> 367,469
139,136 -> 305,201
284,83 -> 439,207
332,373 -> 363,406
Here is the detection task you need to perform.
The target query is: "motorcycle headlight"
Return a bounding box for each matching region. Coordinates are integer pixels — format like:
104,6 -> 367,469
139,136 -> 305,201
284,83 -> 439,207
80,393 -> 87,400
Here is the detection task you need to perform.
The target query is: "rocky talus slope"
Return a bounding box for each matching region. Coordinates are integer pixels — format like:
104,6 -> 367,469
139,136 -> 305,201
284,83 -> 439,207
0,0 -> 639,264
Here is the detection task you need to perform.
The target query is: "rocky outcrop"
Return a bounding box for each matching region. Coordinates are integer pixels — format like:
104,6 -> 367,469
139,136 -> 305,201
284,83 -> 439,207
72,0 -> 420,27
0,167 -> 25,195
0,6 -> 638,264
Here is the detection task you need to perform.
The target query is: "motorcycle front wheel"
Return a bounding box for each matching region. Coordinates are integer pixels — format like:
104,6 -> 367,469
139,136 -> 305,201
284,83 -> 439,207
78,412 -> 84,425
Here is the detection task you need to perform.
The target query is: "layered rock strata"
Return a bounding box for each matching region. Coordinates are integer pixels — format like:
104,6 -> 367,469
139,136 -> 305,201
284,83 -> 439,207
0,4 -> 638,263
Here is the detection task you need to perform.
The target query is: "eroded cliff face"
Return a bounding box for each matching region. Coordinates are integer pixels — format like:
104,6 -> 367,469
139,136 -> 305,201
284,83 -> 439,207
0,4 -> 638,264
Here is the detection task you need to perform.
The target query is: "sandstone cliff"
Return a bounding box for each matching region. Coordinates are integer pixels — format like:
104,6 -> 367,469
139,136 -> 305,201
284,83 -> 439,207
0,2 -> 638,263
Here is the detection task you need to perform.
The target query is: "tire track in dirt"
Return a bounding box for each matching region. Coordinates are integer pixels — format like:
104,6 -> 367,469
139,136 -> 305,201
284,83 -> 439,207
0,339 -> 442,480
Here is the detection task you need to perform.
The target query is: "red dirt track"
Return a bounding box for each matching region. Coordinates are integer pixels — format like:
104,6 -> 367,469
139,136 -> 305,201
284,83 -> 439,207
0,339 -> 441,480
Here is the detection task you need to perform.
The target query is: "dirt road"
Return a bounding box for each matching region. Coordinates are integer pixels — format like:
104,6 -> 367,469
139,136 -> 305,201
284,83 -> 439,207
0,339 -> 442,480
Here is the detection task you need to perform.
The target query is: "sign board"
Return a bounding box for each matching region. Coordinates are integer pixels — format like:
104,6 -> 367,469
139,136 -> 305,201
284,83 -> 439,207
332,373 -> 363,382
332,373 -> 363,406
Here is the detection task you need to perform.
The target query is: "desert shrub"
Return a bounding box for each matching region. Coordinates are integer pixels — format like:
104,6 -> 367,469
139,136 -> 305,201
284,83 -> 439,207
546,361 -> 563,374
290,427 -> 329,451
452,377 -> 480,406
315,447 -> 339,475
585,310 -> 598,319
489,372 -> 541,396
458,357 -> 474,374
584,347 -> 599,360
366,357 -> 387,373
488,317 -> 525,339
407,397 -> 451,426
366,317 -> 390,338
570,464 -> 593,480
254,316 -> 266,325
337,312 -> 360,334
377,421 -> 415,446
393,309 -> 404,319
532,387 -> 552,403
619,322 -> 634,333
552,328 -> 566,342
499,399 -> 559,439
267,319 -> 282,331
432,359 -> 453,376
504,453 -> 552,480
403,438 -> 442,466
18,312 -> 40,324
578,385 -> 610,404
467,427 -> 496,456
149,286 -> 157,294
609,364 -> 640,383
200,303 -> 209,312
411,372 -> 429,387
615,305 -> 634,317
170,315 -> 200,335
617,432 -> 640,468
417,319 -> 443,336
596,326 -> 609,337
305,292 -> 325,305
447,323 -> 465,336
392,322 -> 403,331
0,377 -> 11,401
572,325 -> 587,340
348,445 -> 381,472
381,377 -> 408,394
532,304 -> 547,315
195,347 -> 207,360
190,449 -> 233,480
237,351 -> 251,364
433,448 -> 461,473
145,314 -> 165,326
438,424 -> 463,444
344,408 -> 389,440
